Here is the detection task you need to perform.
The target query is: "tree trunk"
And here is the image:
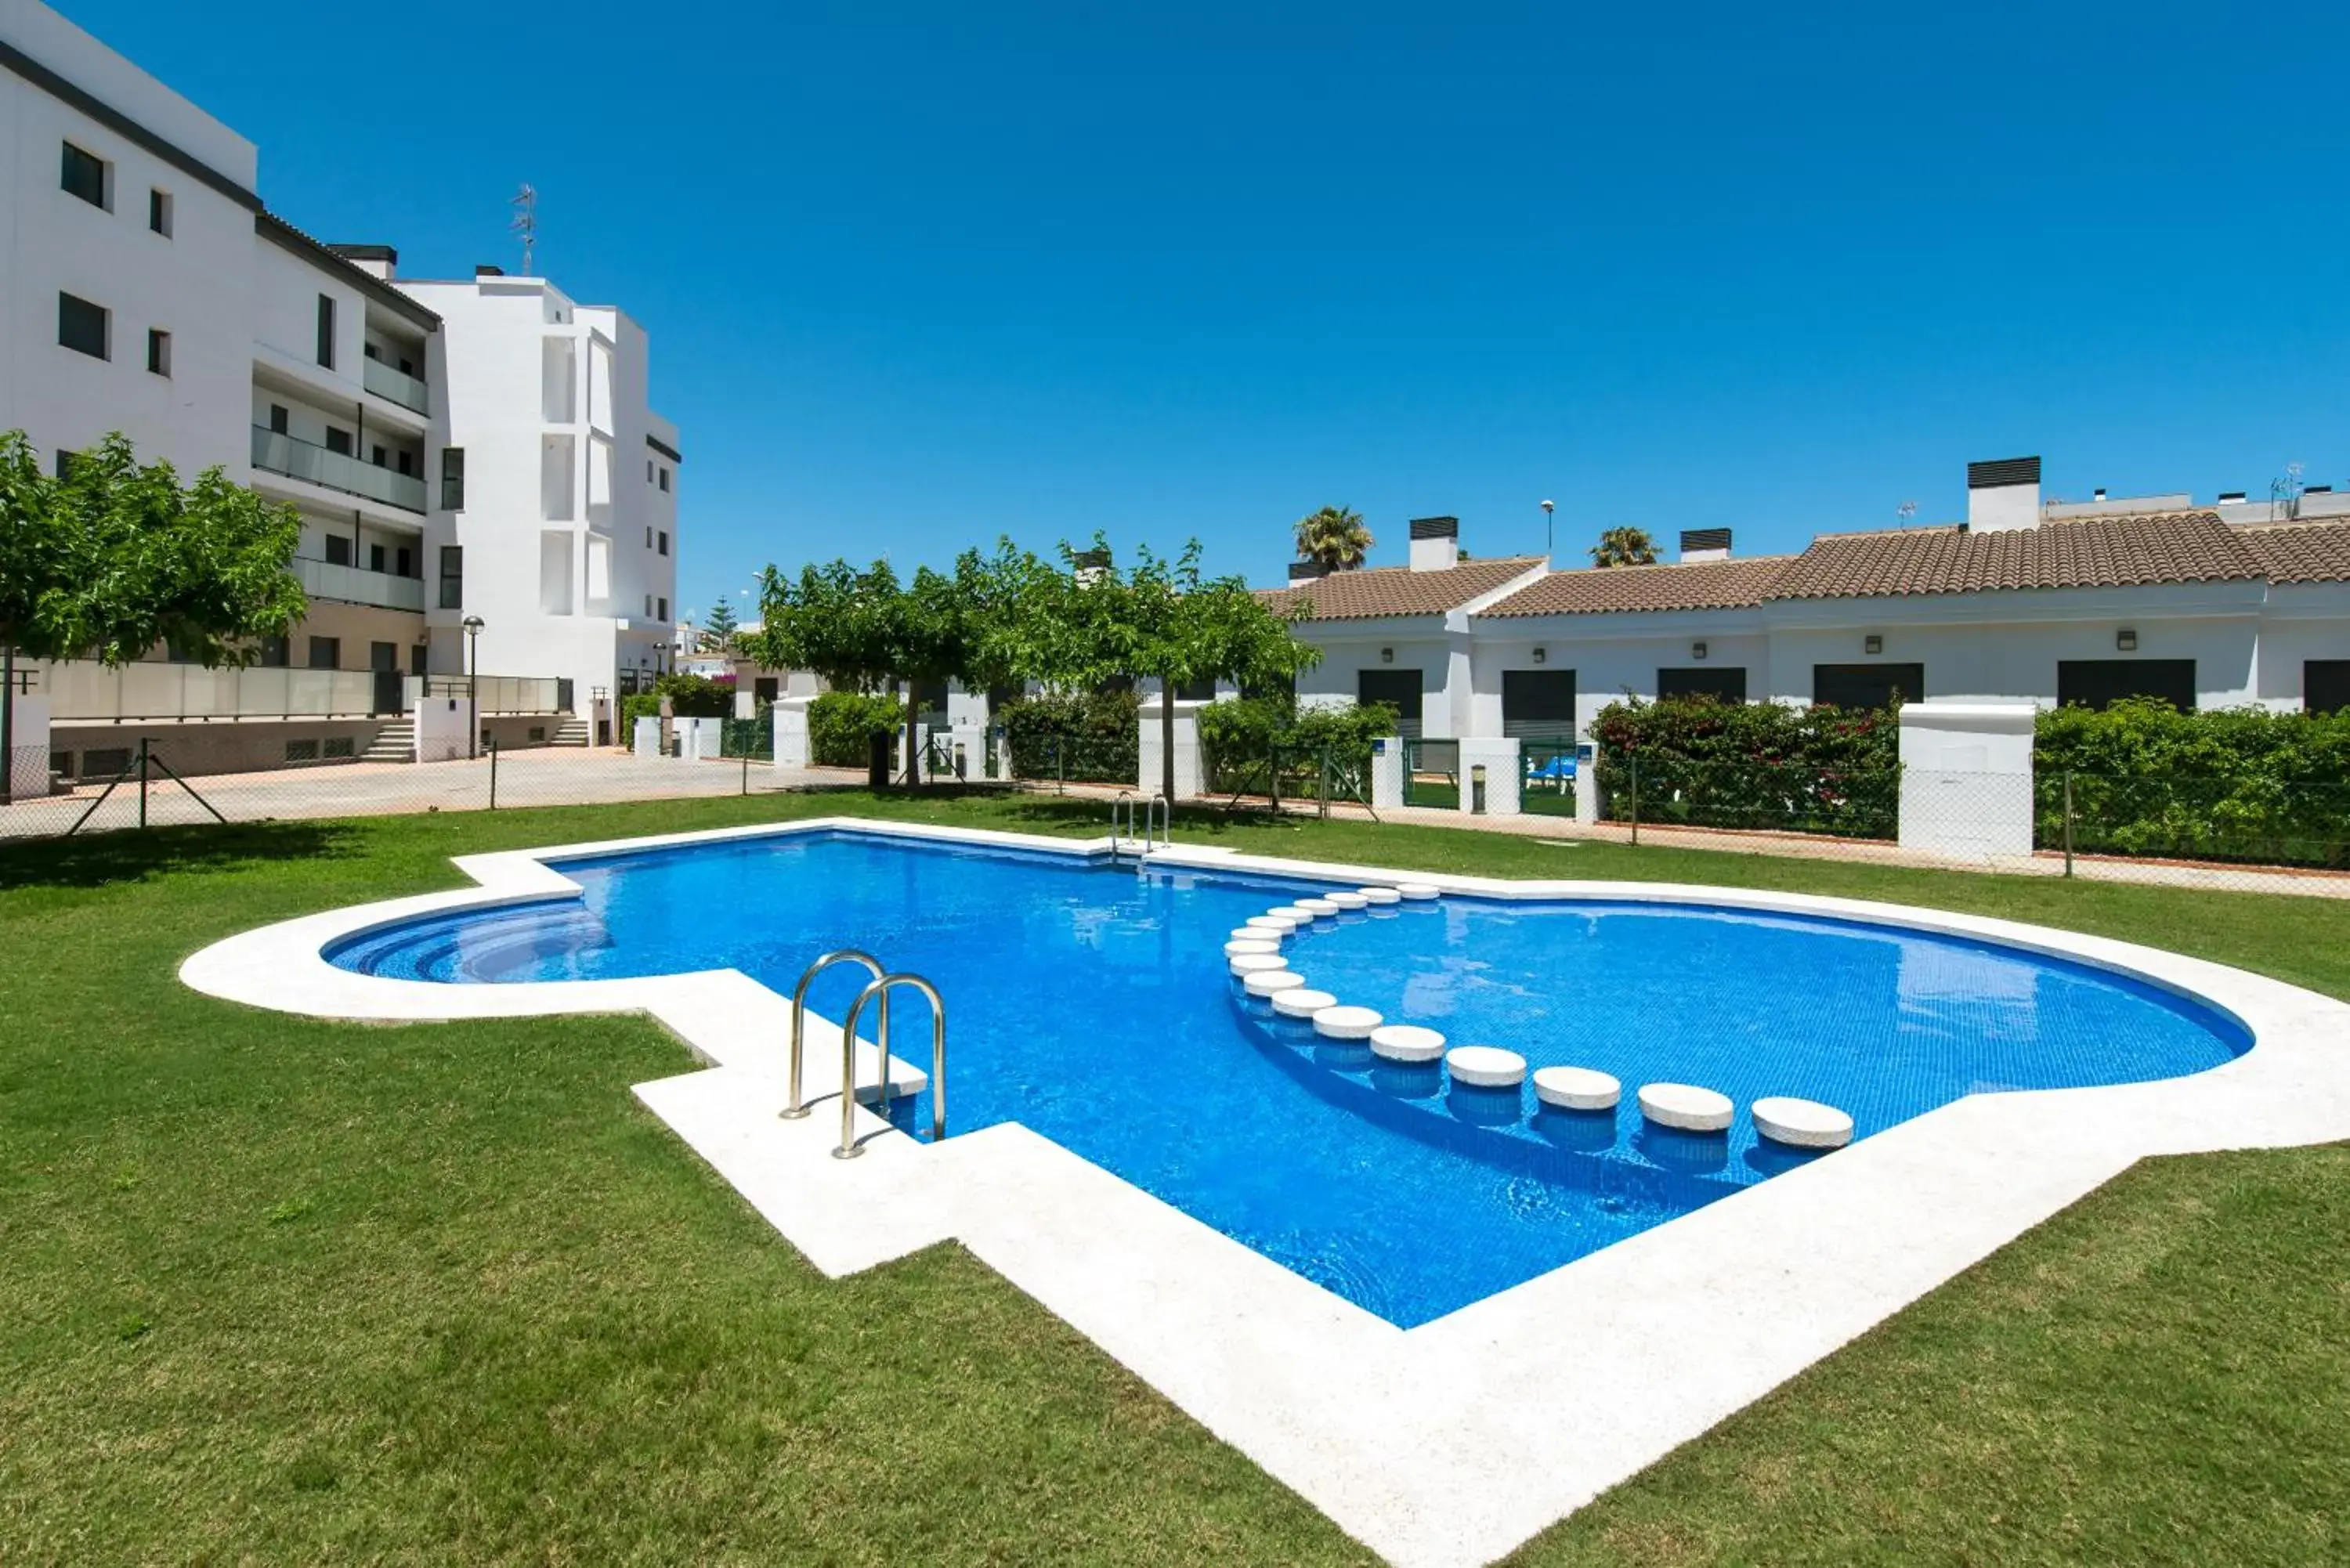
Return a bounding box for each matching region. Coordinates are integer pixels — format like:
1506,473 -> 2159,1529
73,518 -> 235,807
1160,674 -> 1177,804
903,676 -> 920,786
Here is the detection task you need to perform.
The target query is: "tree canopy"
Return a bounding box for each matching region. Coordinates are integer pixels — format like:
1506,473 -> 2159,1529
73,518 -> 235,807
0,431 -> 305,666
1293,505 -> 1372,572
1589,526 -> 1660,569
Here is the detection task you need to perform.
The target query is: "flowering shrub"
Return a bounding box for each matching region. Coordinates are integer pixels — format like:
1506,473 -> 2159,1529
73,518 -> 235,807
1587,695 -> 1900,838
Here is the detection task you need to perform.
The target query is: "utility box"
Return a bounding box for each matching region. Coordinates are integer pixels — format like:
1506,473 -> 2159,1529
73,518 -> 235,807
1898,701 -> 2035,861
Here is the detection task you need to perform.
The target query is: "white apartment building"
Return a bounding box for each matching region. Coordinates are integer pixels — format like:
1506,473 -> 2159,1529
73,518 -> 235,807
1,0 -> 680,771
1264,458 -> 2350,741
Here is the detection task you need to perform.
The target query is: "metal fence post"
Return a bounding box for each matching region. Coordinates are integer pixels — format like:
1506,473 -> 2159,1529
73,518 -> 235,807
1318,747 -> 1331,820
1269,744 -> 1281,815
137,736 -> 150,829
741,753 -> 750,796
489,735 -> 499,811
2063,770 -> 2075,878
1629,752 -> 1640,847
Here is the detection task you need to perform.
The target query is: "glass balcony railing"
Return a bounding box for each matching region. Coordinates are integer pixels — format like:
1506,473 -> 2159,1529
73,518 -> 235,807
292,555 -> 426,612
34,659 -> 393,721
362,357 -> 430,414
251,426 -> 428,514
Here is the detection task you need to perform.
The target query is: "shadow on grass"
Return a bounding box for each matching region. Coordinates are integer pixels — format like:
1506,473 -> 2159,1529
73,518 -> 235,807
0,818 -> 367,892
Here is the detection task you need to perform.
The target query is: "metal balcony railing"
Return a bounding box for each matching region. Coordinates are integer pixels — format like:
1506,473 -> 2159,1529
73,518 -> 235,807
251,426 -> 428,514
361,357 -> 430,414
292,555 -> 425,612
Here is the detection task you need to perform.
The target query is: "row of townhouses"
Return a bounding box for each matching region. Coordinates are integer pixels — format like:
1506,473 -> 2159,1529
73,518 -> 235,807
1260,458 -> 2350,741
4,0 -> 680,778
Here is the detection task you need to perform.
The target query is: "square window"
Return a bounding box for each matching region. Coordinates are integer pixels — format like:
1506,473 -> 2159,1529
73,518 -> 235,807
324,427 -> 352,457
60,142 -> 107,208
307,636 -> 341,670
258,634 -> 290,667
284,739 -> 320,762
323,735 -> 356,758
57,292 -> 109,359
148,189 -> 172,236
146,327 -> 171,378
324,534 -> 352,566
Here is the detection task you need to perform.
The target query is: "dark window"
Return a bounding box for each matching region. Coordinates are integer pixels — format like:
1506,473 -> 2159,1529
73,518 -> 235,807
1358,669 -> 1424,738
2057,659 -> 2196,712
55,449 -> 79,479
1658,666 -> 1748,703
438,545 -> 463,609
324,427 -> 352,457
2308,661 -> 2350,717
410,645 -> 429,676
1813,663 -> 1925,710
364,341 -> 381,362
396,450 -> 414,478
647,459 -> 655,482
395,546 -> 413,577
1500,668 -> 1577,739
371,444 -> 388,468
324,736 -> 356,759
164,637 -> 197,664
440,447 -> 465,510
324,534 -> 352,566
369,641 -> 399,672
307,636 -> 341,670
316,294 -> 335,368
397,356 -> 414,377
659,468 -> 671,493
657,596 -> 668,621
84,746 -> 132,779
58,292 -> 108,359
285,738 -> 320,762
658,531 -> 669,556
60,142 -> 107,207
258,634 -> 290,667
754,677 -> 779,703
146,327 -> 170,377
269,403 -> 289,434
368,543 -> 386,573
1176,677 -> 1217,702
148,189 -> 172,236
645,526 -> 653,547
912,678 -> 950,728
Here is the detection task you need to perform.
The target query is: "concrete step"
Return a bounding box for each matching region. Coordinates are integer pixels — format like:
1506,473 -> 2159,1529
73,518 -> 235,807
551,717 -> 591,746
360,721 -> 415,764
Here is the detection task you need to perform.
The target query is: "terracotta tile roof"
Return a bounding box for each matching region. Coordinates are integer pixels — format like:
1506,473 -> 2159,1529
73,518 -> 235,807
1762,510 -> 2262,602
1475,555 -> 1796,618
2237,520 -> 2350,584
1258,556 -> 1547,621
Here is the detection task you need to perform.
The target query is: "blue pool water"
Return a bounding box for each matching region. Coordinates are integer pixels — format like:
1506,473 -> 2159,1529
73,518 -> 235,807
331,830 -> 2249,1327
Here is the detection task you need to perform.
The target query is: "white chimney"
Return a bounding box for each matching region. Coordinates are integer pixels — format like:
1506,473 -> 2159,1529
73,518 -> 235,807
1679,527 -> 1731,563
1967,456 -> 2041,532
1408,515 -> 1459,573
328,243 -> 398,281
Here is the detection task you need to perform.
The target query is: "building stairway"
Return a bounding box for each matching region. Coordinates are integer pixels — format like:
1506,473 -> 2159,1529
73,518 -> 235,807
551,717 -> 591,747
360,720 -> 415,764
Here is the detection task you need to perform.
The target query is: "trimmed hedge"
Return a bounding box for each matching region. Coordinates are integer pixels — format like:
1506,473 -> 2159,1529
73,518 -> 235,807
618,674 -> 733,738
2035,698 -> 2350,867
1195,695 -> 1398,800
1000,689 -> 1139,783
808,691 -> 905,768
1587,695 -> 1900,838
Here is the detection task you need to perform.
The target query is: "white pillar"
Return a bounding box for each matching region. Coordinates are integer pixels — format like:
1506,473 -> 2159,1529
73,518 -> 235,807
1137,697 -> 1206,800
1573,742 -> 1599,825
5,695 -> 50,797
1898,701 -> 2036,861
1371,737 -> 1405,811
631,714 -> 662,759
772,695 -> 813,770
416,694 -> 475,762
1456,736 -> 1521,815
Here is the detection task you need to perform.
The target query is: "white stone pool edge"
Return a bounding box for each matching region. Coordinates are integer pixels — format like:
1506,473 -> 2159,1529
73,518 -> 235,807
177,815 -> 2350,1568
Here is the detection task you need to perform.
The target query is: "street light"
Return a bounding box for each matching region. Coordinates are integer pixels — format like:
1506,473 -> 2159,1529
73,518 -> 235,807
462,615 -> 485,759
1540,499 -> 1555,562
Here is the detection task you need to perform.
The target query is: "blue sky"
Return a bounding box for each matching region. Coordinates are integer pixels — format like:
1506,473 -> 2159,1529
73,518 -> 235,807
62,0 -> 2349,623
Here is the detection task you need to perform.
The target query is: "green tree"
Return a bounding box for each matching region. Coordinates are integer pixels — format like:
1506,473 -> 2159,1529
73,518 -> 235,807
0,431 -> 305,665
1292,504 -> 1372,572
1589,526 -> 1659,568
1589,526 -> 1664,571
699,598 -> 738,652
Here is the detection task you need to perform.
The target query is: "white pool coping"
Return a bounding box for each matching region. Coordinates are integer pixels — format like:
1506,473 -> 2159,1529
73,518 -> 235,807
179,815 -> 2350,1568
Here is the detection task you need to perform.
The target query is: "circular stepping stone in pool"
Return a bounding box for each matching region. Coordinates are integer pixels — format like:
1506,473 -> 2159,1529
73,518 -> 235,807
1324,890 -> 1368,910
1533,1065 -> 1622,1111
1369,1024 -> 1446,1063
1311,1005 -> 1383,1040
1396,883 -> 1441,901
1230,952 -> 1289,977
1267,904 -> 1324,923
1244,969 -> 1305,997
1245,915 -> 1300,935
1752,1096 -> 1854,1149
1357,886 -> 1403,905
1224,938 -> 1281,959
1292,897 -> 1340,917
1271,988 -> 1339,1018
1639,1082 -> 1734,1133
1446,1046 -> 1527,1087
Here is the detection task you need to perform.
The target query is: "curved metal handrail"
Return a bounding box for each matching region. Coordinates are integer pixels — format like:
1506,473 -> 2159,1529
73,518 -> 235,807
1145,792 -> 1170,851
780,948 -> 886,1120
833,971 -> 947,1160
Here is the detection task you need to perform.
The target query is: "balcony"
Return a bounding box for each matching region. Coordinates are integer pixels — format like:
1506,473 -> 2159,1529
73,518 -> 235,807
362,357 -> 430,414
35,659 -> 400,721
251,426 -> 427,514
293,555 -> 426,612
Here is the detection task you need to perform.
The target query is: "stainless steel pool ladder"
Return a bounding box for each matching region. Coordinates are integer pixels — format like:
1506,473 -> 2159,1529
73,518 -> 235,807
780,948 -> 885,1121
1109,791 -> 1170,862
833,972 -> 947,1160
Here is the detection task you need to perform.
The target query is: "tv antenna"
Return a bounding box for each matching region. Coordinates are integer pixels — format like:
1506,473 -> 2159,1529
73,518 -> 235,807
1896,500 -> 1919,526
509,184 -> 537,275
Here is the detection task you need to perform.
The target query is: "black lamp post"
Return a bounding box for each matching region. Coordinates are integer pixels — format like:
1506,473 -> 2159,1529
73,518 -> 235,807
462,615 -> 485,758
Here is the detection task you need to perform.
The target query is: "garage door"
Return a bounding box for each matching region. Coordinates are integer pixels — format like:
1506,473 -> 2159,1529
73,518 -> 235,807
1501,668 -> 1576,739
1812,663 -> 1925,710
2055,659 -> 2196,711
1358,669 -> 1424,738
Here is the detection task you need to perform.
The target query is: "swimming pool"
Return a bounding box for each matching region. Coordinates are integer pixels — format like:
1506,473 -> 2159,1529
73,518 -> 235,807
328,829 -> 2248,1327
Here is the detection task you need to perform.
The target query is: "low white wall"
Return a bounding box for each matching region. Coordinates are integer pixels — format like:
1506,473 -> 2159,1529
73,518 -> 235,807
1371,737 -> 1404,811
5,695 -> 51,798
631,715 -> 662,758
415,694 -> 474,763
1137,699 -> 1206,800
772,696 -> 813,769
678,716 -> 722,761
1897,701 -> 2036,861
1458,736 -> 1521,816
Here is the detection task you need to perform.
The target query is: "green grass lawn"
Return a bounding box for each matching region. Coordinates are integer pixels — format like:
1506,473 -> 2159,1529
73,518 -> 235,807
2,789 -> 2345,1566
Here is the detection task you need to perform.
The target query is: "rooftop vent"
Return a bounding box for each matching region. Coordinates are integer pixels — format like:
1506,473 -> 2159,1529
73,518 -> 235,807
1966,455 -> 2041,533
1408,515 -> 1460,573
1679,527 -> 1732,563
2218,491 -> 2247,504
327,243 -> 398,280
475,263 -> 505,277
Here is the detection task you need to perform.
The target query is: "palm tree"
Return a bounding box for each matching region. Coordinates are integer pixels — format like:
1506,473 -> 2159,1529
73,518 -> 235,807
1293,505 -> 1373,572
1589,526 -> 1660,568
